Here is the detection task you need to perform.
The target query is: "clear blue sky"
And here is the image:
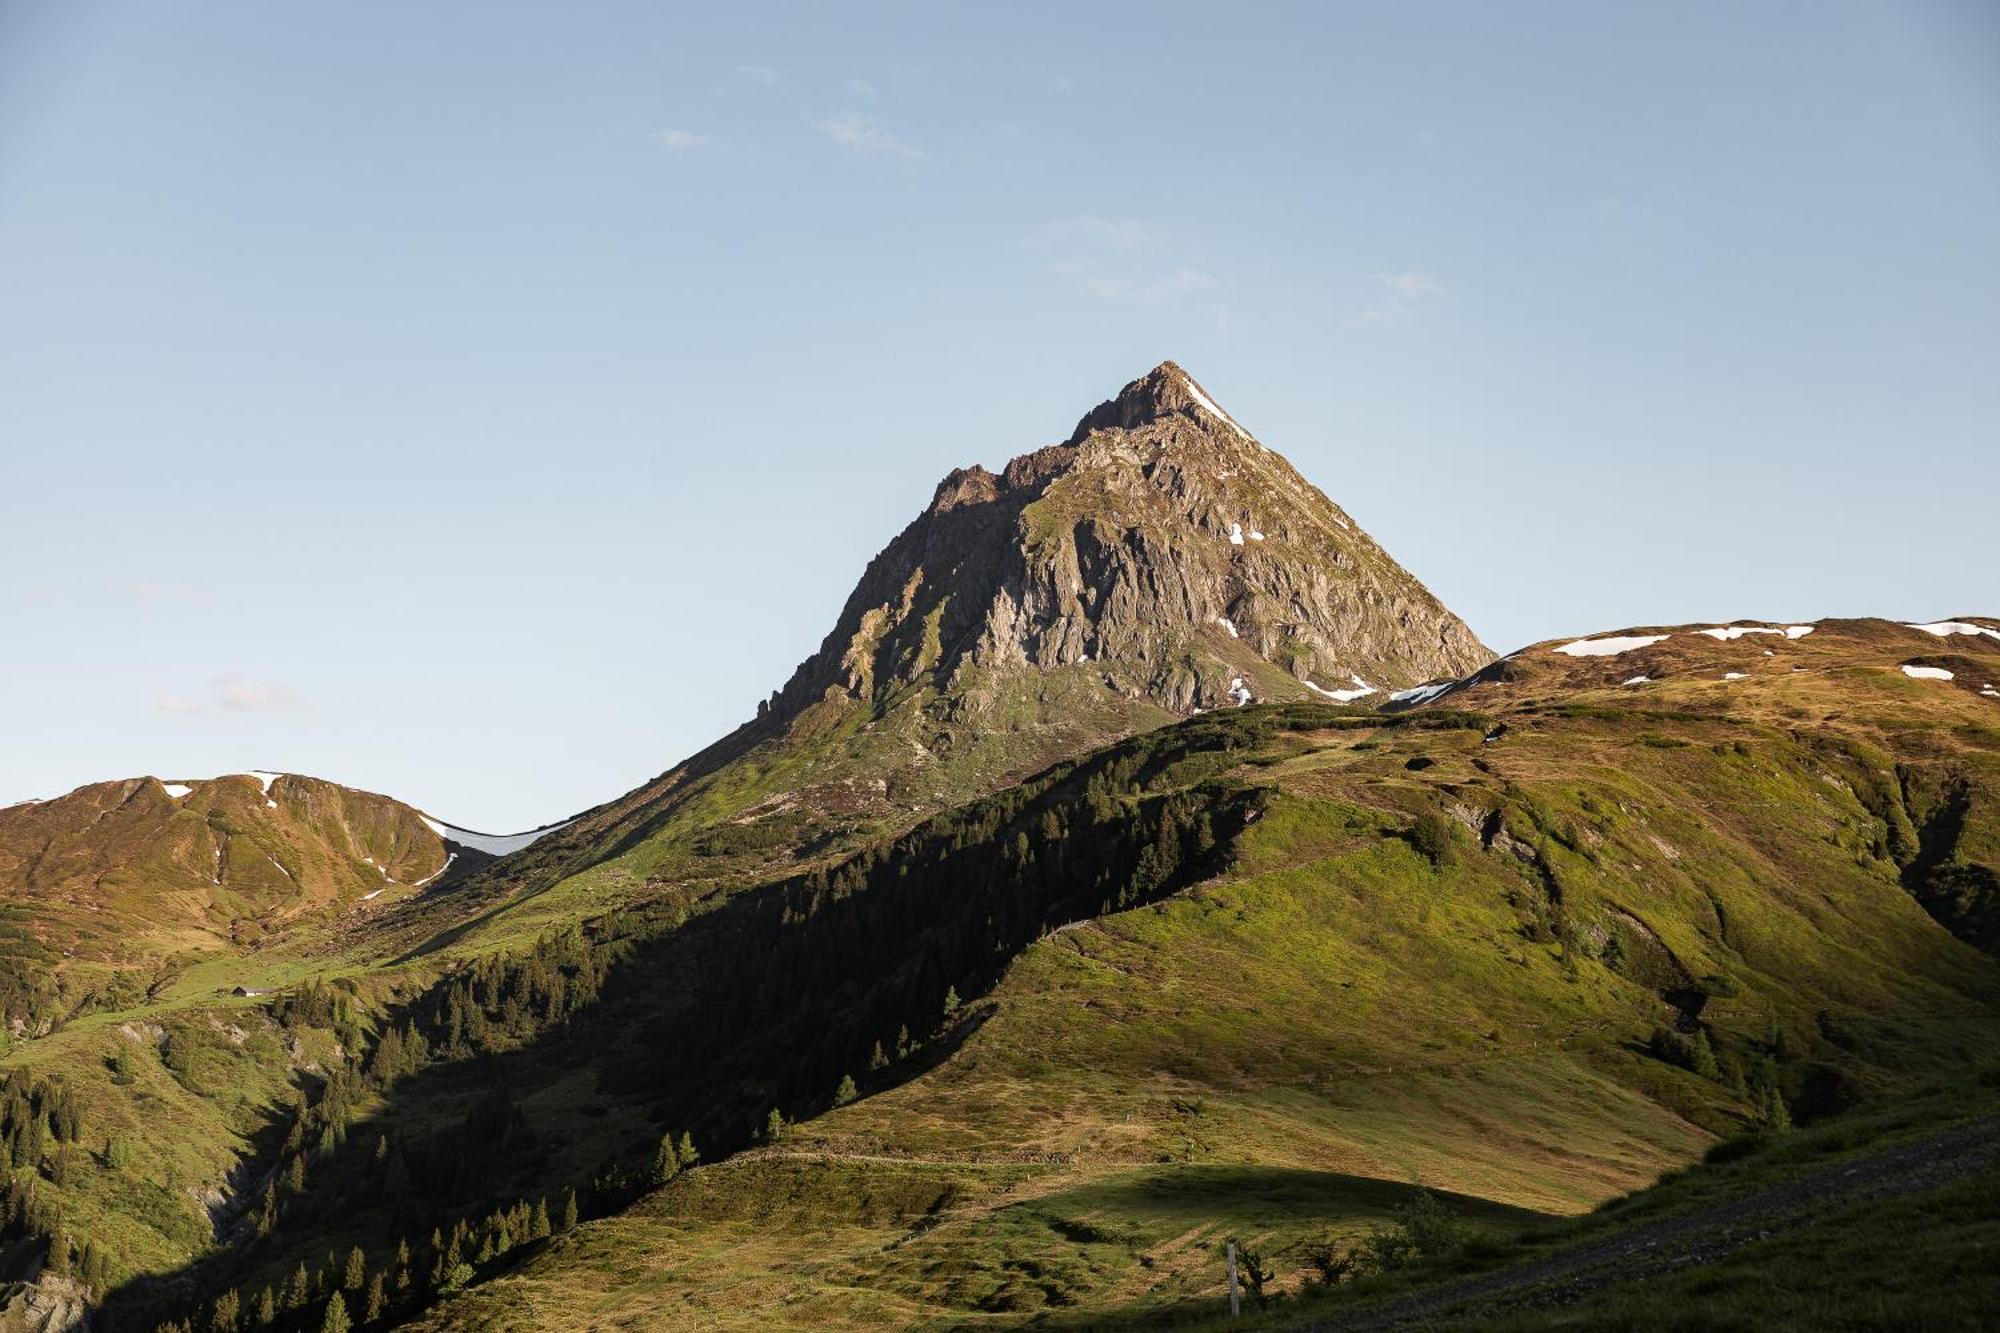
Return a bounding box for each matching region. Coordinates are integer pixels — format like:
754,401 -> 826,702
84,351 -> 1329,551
3,2 -> 1996,829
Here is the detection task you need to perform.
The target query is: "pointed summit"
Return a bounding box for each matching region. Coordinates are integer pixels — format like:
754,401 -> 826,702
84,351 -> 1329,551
1067,360 -> 1252,445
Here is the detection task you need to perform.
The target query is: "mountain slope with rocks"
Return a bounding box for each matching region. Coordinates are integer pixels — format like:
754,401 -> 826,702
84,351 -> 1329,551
405,362 -> 1491,951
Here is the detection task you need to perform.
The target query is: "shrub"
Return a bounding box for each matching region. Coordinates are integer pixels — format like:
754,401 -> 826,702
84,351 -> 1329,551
1305,1237 -> 1359,1286
1361,1191 -> 1469,1272
1648,1026 -> 1721,1080
1408,812 -> 1458,868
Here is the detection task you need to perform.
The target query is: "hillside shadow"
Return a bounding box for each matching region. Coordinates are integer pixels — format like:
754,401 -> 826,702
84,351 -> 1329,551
97,742 -> 1261,1330
1053,1164 -> 1558,1232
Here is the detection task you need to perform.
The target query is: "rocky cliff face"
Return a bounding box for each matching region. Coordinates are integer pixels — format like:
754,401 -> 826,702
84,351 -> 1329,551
764,360 -> 1488,725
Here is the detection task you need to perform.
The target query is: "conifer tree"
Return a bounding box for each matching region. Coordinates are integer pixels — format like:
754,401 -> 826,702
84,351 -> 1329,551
649,1133 -> 679,1186
942,986 -> 961,1019
320,1292 -> 350,1333
254,1287 -> 276,1329
833,1074 -> 858,1107
868,1041 -> 888,1071
282,1264 -> 310,1312
559,1189 -> 579,1232
763,1108 -> 786,1142
675,1132 -> 699,1170
208,1288 -> 240,1333
343,1246 -> 366,1291
364,1272 -> 387,1325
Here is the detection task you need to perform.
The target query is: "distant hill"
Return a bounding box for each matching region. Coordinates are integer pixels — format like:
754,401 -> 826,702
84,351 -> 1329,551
0,772 -> 464,1038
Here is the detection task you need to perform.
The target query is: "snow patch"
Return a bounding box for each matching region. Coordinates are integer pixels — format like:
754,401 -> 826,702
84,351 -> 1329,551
418,813 -> 577,857
1306,675 -> 1377,703
1722,672 -> 1748,680
1623,676 -> 1652,686
1181,376 -> 1253,440
1552,634 -> 1670,658
242,771 -> 282,795
1694,626 -> 1779,641
267,856 -> 293,881
1228,522 -> 1245,546
359,888 -> 385,902
1390,681 -> 1453,706
1249,529 -> 1265,541
1228,677 -> 1254,707
160,782 -> 193,799
1692,624 -> 1815,641
1908,621 -> 2000,643
1901,664 -> 1955,681
412,853 -> 458,889
1214,616 -> 1239,639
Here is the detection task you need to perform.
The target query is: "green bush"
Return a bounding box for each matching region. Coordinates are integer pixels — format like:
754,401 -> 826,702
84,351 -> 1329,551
1408,812 -> 1458,868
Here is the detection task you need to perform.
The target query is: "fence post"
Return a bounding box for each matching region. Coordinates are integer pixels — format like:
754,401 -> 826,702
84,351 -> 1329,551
1227,1239 -> 1240,1318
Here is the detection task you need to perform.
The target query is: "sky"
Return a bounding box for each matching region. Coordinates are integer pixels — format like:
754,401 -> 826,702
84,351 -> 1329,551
3,2 -> 1997,829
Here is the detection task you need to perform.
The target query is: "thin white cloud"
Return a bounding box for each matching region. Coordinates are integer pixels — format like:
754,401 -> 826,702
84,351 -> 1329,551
653,128 -> 715,152
1027,216 -> 1220,307
1083,268 -> 1219,304
218,679 -> 284,712
156,675 -> 304,716
732,64 -> 780,85
814,111 -> 926,161
1364,271 -> 1443,323
1040,216 -> 1156,251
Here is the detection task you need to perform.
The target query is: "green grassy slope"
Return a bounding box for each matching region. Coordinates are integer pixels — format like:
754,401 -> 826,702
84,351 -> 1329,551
391,620 -> 2000,1331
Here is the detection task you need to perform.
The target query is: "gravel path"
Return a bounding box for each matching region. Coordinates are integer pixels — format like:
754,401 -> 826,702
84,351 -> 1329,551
1304,1113 -> 2000,1330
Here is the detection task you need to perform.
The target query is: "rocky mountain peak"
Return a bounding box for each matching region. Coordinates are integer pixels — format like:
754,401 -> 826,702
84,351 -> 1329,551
1066,360 -> 1252,446
764,361 -> 1490,740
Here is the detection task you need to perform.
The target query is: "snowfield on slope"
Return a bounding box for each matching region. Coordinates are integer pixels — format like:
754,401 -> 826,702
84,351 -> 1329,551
1553,634 -> 1670,657
419,814 -> 577,857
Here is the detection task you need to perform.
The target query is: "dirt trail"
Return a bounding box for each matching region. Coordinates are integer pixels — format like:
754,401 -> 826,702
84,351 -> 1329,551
1305,1113 -> 2000,1330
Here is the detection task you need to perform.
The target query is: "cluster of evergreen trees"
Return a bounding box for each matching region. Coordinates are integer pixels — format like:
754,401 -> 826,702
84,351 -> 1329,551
403,927 -> 617,1062
158,1190 -> 583,1333
2,1068 -> 83,1170
0,1068 -> 102,1290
